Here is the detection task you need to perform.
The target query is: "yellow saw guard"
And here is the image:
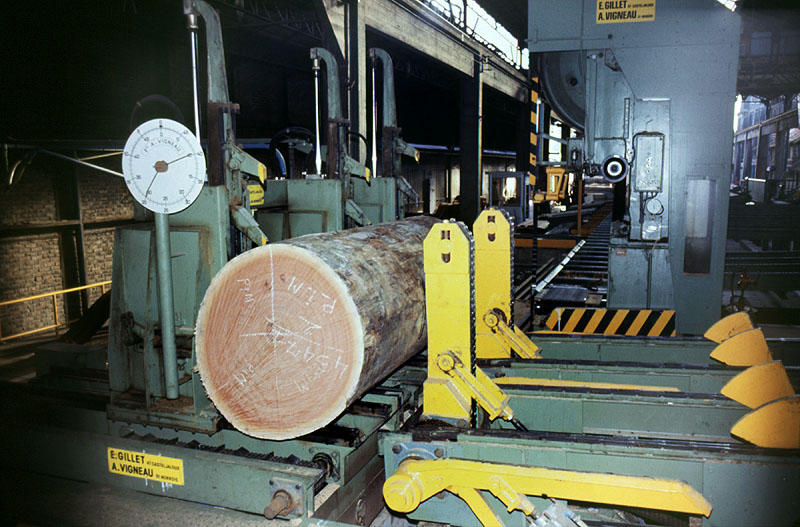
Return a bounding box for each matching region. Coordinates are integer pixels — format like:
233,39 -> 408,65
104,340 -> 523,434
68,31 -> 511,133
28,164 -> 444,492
721,360 -> 795,409
730,395 -> 800,449
709,328 -> 772,366
704,312 -> 754,343
383,458 -> 712,526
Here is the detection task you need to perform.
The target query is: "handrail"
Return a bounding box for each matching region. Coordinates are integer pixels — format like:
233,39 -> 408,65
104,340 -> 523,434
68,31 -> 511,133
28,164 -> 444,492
0,281 -> 111,343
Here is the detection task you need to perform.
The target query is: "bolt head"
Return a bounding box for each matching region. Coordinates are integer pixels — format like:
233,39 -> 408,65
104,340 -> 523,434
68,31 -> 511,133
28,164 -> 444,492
434,447 -> 444,458
392,444 -> 402,454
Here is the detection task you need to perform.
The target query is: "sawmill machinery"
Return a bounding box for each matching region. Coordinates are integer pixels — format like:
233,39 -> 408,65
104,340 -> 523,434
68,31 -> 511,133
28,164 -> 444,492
2,1 -> 799,526
530,0 -> 741,334
253,46 -> 418,241
369,47 -> 420,213
0,1 -> 425,524
381,208 -> 800,526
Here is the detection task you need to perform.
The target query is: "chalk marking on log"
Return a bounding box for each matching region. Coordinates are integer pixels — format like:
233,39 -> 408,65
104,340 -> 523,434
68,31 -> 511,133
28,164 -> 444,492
287,275 -> 337,315
293,354 -> 332,394
298,316 -> 321,335
269,244 -> 280,422
232,361 -> 256,388
252,316 -> 346,355
305,287 -> 317,306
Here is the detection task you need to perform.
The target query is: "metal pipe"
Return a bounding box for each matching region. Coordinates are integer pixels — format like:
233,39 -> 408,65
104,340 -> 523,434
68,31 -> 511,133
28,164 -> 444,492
154,212 -> 180,399
187,13 -> 202,140
312,58 -> 323,176
371,57 -> 378,179
370,48 -> 397,127
38,149 -> 123,178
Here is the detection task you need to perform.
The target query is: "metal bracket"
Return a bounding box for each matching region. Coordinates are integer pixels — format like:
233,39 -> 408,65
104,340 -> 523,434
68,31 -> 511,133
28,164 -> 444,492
345,199 -> 372,226
484,309 -> 540,359
230,206 -> 268,246
435,350 -> 514,422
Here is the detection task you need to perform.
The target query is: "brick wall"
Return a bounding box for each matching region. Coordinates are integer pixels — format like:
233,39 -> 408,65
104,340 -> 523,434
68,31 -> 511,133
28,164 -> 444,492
0,234 -> 66,338
0,158 -> 132,341
84,228 -> 116,306
79,167 -> 134,221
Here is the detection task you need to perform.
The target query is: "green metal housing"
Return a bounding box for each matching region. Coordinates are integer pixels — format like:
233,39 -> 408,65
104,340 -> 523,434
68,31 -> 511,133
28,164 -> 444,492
529,0 -> 741,334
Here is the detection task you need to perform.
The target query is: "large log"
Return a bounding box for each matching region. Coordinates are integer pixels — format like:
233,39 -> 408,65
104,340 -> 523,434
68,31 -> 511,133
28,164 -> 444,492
195,216 -> 437,440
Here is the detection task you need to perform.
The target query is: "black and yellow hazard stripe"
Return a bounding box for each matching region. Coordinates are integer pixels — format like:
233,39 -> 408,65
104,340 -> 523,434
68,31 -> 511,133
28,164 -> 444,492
529,77 -> 540,187
543,308 -> 677,337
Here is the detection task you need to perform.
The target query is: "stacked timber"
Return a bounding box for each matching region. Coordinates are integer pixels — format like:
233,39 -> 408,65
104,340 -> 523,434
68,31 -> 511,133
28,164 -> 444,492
195,216 -> 437,440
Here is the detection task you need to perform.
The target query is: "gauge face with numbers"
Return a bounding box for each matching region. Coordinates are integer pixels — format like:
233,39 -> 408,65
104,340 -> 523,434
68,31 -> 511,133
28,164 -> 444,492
122,118 -> 206,214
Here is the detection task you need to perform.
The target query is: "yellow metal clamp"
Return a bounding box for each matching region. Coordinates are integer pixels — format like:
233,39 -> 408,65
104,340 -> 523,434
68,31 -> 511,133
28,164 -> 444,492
435,351 -> 514,422
422,220 -> 520,427
721,360 -> 794,409
422,221 -> 477,423
473,209 -> 540,360
383,458 -> 712,527
483,309 -> 540,359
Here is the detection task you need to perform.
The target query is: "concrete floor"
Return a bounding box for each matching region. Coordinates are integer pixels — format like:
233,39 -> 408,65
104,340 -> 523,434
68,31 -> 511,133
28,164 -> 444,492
0,469 -> 269,527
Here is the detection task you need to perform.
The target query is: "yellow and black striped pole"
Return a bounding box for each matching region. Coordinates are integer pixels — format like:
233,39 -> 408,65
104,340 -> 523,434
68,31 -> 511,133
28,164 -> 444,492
529,76 -> 540,188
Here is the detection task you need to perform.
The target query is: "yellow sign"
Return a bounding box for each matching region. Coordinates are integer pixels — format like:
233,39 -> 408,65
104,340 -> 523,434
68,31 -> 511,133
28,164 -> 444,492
248,183 -> 265,206
107,447 -> 185,486
596,1 -> 655,24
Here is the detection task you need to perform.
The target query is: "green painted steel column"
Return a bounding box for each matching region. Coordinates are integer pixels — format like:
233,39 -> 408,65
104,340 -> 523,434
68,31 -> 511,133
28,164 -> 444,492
154,212 -> 179,399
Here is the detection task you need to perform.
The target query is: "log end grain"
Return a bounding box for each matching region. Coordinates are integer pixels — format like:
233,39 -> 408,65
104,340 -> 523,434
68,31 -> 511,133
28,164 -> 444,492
195,244 -> 364,440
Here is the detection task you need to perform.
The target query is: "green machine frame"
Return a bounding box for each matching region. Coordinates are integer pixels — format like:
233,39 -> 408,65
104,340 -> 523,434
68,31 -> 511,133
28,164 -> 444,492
254,47 -> 416,241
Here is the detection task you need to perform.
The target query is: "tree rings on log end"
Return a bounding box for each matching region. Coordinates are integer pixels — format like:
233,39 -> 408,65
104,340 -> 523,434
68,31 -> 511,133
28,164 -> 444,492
195,244 -> 363,440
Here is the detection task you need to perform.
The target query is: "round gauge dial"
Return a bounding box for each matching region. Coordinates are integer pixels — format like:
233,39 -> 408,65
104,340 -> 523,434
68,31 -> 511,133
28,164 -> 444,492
122,118 -> 206,214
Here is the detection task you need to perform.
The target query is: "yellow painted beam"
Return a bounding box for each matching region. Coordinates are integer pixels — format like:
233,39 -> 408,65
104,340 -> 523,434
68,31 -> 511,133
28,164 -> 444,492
710,329 -> 772,366
495,377 -> 681,393
384,458 -> 712,523
730,395 -> 800,449
721,361 -> 795,409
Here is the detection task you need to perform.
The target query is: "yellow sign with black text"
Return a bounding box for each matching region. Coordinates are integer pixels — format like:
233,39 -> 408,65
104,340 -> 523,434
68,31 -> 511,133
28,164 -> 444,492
597,0 -> 655,24
107,447 -> 185,485
248,183 -> 265,206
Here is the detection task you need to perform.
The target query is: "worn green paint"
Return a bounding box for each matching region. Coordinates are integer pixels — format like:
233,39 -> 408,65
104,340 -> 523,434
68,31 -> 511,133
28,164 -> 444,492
492,388 -> 747,442
528,333 -> 800,367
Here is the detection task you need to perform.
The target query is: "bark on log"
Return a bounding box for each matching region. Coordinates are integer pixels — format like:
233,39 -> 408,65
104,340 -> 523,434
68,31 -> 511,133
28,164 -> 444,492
195,216 -> 437,440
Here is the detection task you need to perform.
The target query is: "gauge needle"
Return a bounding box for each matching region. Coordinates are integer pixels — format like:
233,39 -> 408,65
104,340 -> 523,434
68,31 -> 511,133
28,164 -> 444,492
144,168 -> 159,197
166,154 -> 191,165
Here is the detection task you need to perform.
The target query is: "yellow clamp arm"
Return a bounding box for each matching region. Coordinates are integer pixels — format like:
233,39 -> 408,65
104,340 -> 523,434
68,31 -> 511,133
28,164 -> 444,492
436,351 -> 514,422
484,309 -> 541,359
384,458 -> 712,527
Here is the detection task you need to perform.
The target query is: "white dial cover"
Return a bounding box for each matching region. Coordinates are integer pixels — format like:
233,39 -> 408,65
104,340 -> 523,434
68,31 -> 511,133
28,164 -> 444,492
122,118 -> 206,214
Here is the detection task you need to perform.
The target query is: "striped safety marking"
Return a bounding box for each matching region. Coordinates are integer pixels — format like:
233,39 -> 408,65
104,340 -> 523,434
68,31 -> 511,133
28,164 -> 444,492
529,77 -> 540,186
543,308 -> 677,337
